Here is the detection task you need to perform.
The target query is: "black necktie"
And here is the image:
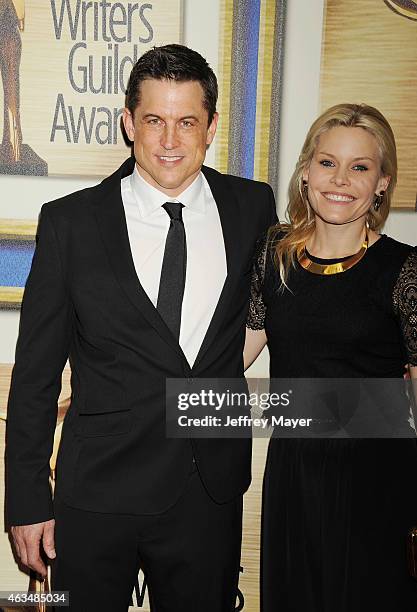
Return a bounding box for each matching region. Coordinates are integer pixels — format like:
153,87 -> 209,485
157,202 -> 187,340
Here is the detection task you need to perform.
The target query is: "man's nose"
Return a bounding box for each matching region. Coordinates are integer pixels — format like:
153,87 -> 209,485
160,124 -> 180,149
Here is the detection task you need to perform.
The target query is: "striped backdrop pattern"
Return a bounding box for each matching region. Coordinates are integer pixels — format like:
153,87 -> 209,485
216,0 -> 287,198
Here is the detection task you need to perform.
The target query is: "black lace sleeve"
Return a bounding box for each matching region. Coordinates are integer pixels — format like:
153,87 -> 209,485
393,248 -> 417,366
246,236 -> 268,330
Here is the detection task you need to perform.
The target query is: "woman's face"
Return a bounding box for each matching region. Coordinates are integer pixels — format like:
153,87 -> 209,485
303,126 -> 390,226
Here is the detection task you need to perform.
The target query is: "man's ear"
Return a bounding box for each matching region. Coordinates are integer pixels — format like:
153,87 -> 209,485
206,112 -> 219,146
122,108 -> 135,143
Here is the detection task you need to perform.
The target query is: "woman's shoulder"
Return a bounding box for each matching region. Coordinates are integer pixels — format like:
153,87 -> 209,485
373,234 -> 416,268
379,234 -> 415,252
253,223 -> 289,261
251,224 -> 285,279
260,223 -> 289,250
372,236 -> 417,298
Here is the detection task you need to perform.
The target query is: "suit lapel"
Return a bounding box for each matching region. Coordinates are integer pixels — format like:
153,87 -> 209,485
192,166 -> 242,369
93,160 -> 243,368
93,158 -> 187,361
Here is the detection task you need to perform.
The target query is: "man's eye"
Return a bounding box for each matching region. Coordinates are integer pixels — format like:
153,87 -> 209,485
147,118 -> 161,125
352,164 -> 368,172
319,159 -> 334,167
181,120 -> 194,128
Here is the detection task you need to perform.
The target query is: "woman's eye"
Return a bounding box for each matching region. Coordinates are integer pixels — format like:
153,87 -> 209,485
319,159 -> 334,167
352,164 -> 368,172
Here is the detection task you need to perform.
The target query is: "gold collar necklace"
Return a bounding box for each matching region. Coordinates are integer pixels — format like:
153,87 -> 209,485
298,231 -> 369,275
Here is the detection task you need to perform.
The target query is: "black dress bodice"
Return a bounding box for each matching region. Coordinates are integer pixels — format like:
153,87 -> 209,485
247,234 -> 417,378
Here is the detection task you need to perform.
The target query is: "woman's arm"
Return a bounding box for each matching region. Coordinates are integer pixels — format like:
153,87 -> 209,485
244,234 -> 269,370
409,365 -> 417,426
393,249 -> 417,425
244,327 -> 267,371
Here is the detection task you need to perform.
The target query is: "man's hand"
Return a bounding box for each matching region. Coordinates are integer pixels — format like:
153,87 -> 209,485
11,519 -> 56,578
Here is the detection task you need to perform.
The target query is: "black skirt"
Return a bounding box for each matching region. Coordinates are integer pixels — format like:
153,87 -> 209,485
261,438 -> 417,612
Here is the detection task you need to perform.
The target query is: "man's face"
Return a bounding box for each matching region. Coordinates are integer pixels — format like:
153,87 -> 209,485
123,79 -> 218,197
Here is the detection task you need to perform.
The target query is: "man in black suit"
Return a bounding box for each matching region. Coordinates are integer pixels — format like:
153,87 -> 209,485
6,44 -> 276,611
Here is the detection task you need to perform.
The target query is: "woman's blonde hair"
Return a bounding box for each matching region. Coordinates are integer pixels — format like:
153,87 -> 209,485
270,103 -> 397,286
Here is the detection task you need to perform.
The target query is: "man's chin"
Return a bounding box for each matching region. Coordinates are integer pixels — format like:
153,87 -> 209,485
136,167 -> 181,192
155,178 -> 186,192
146,176 -> 191,197
153,170 -> 201,195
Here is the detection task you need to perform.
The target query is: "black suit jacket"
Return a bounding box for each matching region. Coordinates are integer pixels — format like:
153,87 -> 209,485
6,157 -> 277,526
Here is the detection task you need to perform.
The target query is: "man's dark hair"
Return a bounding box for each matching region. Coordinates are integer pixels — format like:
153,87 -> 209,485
125,44 -> 218,124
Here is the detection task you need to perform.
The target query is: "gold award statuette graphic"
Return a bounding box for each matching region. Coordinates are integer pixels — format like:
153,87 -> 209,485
384,0 -> 417,20
0,0 -> 47,175
0,1 -> 181,177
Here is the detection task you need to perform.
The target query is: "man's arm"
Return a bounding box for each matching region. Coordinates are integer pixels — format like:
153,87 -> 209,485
6,204 -> 72,574
266,183 -> 278,227
11,519 -> 55,577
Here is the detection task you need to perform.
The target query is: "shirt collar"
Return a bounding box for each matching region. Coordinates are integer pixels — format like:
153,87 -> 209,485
130,165 -> 206,217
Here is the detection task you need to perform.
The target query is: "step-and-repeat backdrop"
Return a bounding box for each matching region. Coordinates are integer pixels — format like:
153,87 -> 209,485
1,0 -> 416,609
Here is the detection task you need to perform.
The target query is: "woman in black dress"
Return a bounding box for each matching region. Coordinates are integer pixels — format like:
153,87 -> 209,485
244,103 -> 417,611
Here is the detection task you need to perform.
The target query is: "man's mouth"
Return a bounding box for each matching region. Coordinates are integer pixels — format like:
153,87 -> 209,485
157,156 -> 183,163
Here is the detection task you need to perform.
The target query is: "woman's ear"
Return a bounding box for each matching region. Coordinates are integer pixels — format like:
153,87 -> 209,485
376,174 -> 390,195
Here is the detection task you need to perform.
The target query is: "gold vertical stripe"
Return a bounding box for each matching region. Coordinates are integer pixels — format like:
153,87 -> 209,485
215,0 -> 234,173
254,0 -> 275,181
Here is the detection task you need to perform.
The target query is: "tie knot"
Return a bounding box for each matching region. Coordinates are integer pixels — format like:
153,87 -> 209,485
163,201 -> 184,221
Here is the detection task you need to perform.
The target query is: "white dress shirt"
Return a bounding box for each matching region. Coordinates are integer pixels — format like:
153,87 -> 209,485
121,166 -> 227,366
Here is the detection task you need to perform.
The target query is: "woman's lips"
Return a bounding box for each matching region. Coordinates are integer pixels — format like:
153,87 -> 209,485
322,192 -> 355,203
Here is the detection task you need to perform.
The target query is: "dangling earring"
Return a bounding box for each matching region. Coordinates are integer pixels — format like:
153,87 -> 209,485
374,191 -> 385,211
302,180 -> 314,224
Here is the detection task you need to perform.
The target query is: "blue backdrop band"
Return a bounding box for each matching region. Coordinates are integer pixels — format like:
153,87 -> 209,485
228,0 -> 261,179
241,0 -> 261,178
0,240 -> 35,287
